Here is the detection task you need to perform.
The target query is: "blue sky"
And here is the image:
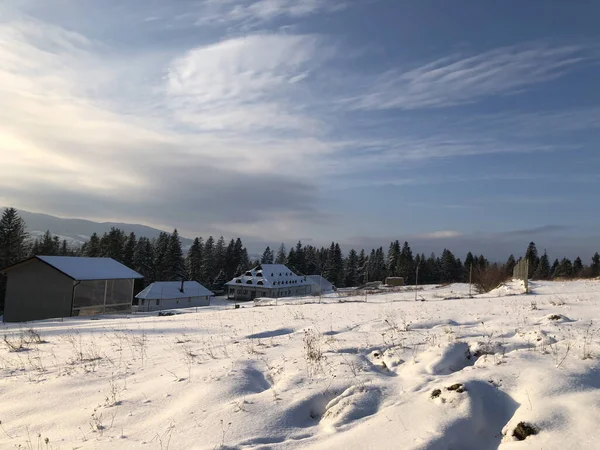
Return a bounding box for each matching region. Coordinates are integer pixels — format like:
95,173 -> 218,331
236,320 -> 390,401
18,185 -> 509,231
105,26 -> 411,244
1,0 -> 599,259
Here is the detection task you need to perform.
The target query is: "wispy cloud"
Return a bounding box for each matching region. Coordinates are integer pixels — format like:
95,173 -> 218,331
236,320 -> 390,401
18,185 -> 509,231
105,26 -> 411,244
349,43 -> 599,110
165,33 -> 329,133
194,0 -> 347,28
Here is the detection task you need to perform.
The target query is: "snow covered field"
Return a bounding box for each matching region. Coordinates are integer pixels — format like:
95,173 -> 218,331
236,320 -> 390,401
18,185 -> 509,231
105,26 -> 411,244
1,280 -> 599,449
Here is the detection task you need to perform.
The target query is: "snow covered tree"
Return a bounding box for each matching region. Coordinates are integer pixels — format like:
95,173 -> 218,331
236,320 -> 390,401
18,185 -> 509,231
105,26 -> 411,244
153,232 -> 170,281
100,227 -> 126,262
211,269 -> 227,292
201,236 -> 215,284
397,241 -> 414,283
387,241 -> 401,277
554,258 -> 573,279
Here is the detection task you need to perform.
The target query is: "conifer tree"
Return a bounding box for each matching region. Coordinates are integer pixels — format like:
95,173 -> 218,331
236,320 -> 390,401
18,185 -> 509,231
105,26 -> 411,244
504,254 -> 516,276
344,249 -> 359,287
186,237 -> 204,282
275,243 -> 287,264
591,253 -> 600,278
122,232 -> 136,268
134,237 -> 154,284
525,242 -> 539,278
573,256 -> 583,277
166,229 -> 186,281
397,241 -> 414,283
533,250 -> 551,280
84,233 -> 101,257
0,208 -> 28,311
201,236 -> 215,283
261,246 -> 274,264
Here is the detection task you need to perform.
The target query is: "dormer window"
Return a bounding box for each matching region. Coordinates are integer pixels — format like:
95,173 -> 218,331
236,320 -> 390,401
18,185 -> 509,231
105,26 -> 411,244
257,280 -> 264,285
256,272 -> 263,277
245,271 -> 252,276
246,280 -> 253,284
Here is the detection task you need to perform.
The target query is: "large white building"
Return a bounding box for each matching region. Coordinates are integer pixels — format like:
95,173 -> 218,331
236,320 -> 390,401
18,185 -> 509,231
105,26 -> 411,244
225,264 -> 312,301
135,281 -> 214,312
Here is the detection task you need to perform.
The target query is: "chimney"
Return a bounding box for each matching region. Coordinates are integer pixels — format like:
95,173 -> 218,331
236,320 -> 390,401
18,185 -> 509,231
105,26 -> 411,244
179,279 -> 184,293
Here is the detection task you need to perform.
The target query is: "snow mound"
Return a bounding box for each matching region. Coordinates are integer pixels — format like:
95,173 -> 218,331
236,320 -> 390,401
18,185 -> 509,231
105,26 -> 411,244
424,342 -> 473,375
321,385 -> 382,430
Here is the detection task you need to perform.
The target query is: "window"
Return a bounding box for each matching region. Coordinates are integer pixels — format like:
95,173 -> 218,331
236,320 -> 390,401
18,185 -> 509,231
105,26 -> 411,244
257,281 -> 264,285
246,280 -> 253,284
156,299 -> 160,306
256,272 -> 263,277
279,273 -> 282,276
236,279 -> 242,284
271,273 -> 274,277
141,299 -> 145,305
245,271 -> 252,276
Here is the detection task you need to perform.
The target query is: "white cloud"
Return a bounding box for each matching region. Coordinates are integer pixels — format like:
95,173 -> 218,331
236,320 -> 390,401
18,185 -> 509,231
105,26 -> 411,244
416,231 -> 463,239
349,43 -> 599,110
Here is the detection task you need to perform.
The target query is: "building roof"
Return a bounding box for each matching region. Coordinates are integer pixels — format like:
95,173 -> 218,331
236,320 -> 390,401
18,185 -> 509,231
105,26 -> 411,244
135,281 -> 214,300
226,264 -> 312,288
307,275 -> 334,291
2,256 -> 143,281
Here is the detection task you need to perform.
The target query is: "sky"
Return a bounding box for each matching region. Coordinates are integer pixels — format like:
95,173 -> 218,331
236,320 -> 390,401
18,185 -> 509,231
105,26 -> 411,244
1,0 -> 600,260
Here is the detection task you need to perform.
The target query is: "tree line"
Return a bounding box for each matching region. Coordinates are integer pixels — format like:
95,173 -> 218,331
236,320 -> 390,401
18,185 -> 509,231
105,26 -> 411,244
1,207 -> 599,310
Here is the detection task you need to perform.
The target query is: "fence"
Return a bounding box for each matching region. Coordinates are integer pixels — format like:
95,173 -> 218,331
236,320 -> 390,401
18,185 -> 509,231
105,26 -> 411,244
513,259 -> 529,293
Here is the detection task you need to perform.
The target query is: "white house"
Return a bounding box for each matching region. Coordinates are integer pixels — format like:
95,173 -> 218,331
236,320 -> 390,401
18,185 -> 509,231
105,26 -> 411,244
306,275 -> 335,295
225,264 -> 312,301
135,281 -> 214,312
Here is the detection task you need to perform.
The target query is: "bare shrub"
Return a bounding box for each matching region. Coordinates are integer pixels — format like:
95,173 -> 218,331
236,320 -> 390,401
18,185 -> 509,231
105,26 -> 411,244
473,265 -> 510,293
303,328 -> 324,377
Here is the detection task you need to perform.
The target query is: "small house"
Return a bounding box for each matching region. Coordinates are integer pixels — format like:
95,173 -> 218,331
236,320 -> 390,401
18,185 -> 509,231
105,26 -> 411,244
135,281 -> 214,312
225,264 -> 312,301
1,256 -> 143,322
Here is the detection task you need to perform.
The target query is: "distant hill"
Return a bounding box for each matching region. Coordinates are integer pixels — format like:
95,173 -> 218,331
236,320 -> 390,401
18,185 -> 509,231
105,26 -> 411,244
8,208 -> 194,248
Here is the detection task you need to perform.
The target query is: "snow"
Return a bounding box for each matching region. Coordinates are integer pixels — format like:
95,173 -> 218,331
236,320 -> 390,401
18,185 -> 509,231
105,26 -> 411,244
1,280 -> 600,449
136,281 -> 214,300
35,256 -> 143,280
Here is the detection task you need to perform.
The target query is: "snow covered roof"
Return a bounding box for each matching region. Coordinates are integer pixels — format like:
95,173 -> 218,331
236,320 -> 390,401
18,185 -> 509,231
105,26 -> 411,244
135,281 -> 214,300
34,256 -> 143,280
226,264 -> 312,288
307,275 -> 334,291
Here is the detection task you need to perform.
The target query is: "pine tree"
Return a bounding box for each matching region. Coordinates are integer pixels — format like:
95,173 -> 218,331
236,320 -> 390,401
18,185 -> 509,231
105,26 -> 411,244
38,231 -> 59,255
344,249 -> 359,287
304,246 -> 319,274
525,242 -> 539,278
59,239 -> 70,256
387,241 -> 401,277
533,250 -> 551,280
397,241 -> 414,283
551,258 -> 560,278
357,249 -> 367,283
100,227 -> 126,262
0,208 -> 28,266
133,237 -> 154,284
275,243 -> 287,264
186,237 -> 204,282
591,253 -> 600,278
166,229 -> 186,281
573,256 -> 583,277
211,269 -> 227,292
122,232 -> 136,268
555,258 -> 573,279
504,254 -> 516,276
201,236 -> 215,284
261,246 -> 274,264
153,232 -> 170,281
84,233 -> 101,257
0,208 -> 28,311
214,236 -> 226,279
440,249 -> 457,283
